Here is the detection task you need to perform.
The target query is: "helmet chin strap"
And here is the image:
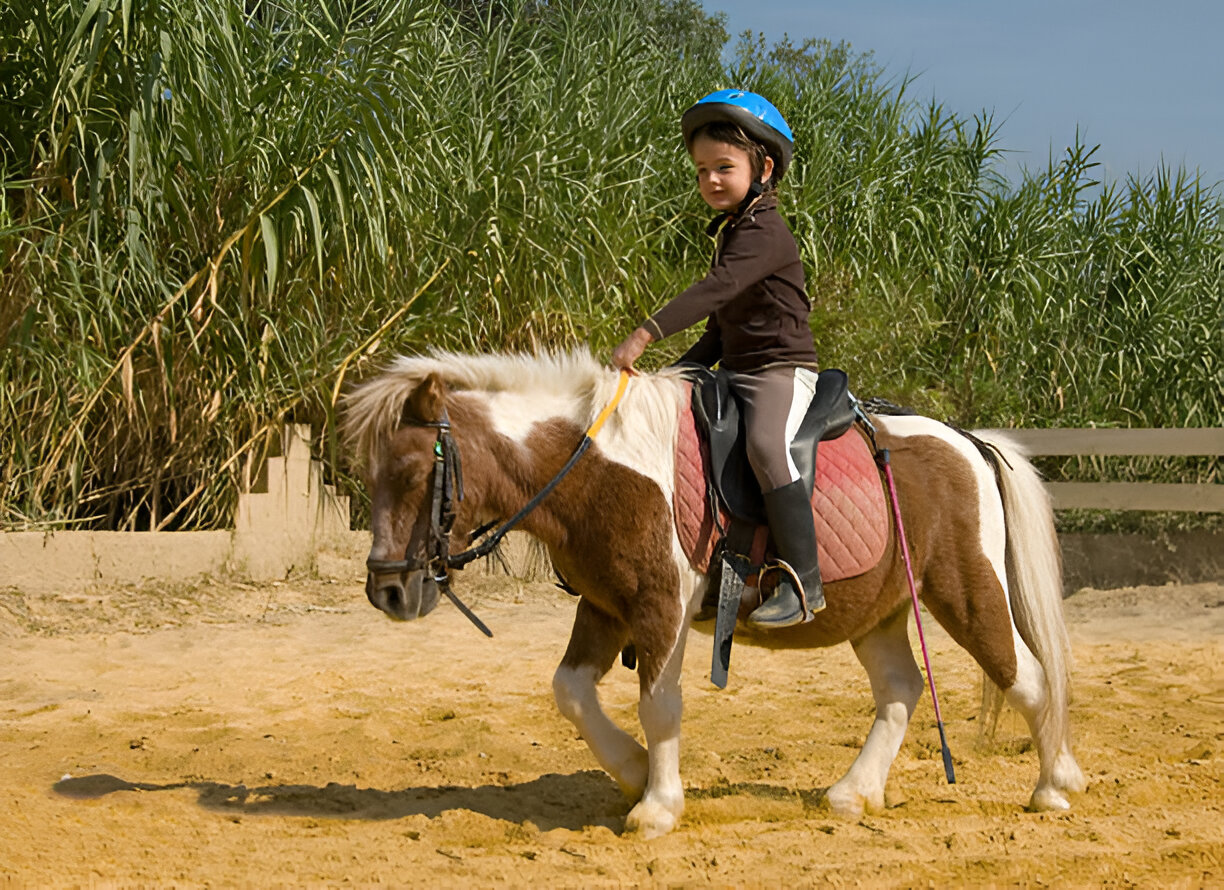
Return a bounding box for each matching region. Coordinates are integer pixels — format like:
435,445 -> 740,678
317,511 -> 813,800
706,179 -> 766,236
736,179 -> 765,216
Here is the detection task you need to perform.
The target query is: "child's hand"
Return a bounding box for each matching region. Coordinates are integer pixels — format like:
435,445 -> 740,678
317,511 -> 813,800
611,327 -> 654,373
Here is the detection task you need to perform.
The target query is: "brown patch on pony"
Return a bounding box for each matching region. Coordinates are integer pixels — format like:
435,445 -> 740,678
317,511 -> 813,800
365,412 -> 442,567
387,391 -> 683,694
521,420 -> 682,694
884,431 -> 1020,691
769,429 -> 1019,691
560,599 -> 632,681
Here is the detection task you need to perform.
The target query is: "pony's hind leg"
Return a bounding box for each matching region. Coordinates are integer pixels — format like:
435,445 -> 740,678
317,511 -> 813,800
928,577 -> 1086,812
552,599 -> 648,800
826,607 -> 925,819
999,633 -> 1087,811
930,579 -> 1086,811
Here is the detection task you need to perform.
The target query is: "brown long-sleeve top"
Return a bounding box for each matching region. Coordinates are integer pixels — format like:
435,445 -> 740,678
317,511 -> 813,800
642,194 -> 819,373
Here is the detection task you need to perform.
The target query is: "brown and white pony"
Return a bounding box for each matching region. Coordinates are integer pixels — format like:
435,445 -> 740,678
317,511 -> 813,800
342,349 -> 1086,839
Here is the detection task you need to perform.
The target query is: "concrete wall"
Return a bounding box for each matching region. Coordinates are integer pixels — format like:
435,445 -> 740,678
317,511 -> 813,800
1060,531 -> 1224,592
0,529 -> 234,594
1,425 -> 352,594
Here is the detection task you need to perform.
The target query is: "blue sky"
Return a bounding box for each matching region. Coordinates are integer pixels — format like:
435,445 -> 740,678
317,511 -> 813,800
701,0 -> 1224,187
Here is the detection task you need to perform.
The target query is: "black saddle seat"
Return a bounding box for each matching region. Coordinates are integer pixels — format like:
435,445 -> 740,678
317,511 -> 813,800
688,366 -> 855,525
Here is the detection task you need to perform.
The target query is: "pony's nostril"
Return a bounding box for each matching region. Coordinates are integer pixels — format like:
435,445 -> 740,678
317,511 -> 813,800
379,585 -> 403,612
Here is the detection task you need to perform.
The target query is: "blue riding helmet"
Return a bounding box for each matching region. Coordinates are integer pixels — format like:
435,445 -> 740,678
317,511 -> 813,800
681,89 -> 794,179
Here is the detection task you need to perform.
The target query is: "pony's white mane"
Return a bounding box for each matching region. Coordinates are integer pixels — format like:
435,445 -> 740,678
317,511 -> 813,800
387,348 -> 603,398
342,347 -> 687,468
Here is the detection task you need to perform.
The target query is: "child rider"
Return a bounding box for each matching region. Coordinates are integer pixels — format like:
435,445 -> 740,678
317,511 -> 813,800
611,89 -> 824,630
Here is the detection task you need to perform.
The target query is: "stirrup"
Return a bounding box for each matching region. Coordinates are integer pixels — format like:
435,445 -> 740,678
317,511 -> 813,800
748,560 -> 822,628
774,558 -> 825,615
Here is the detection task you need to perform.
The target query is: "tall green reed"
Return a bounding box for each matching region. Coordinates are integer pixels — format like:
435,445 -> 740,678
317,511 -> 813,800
1,1 -> 1219,532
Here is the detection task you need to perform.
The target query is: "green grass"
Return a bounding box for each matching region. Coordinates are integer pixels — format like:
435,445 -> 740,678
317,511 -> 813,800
1,0 -> 1220,532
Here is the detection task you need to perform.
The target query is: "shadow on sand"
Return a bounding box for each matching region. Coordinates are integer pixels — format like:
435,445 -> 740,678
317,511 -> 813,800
53,769 -> 625,832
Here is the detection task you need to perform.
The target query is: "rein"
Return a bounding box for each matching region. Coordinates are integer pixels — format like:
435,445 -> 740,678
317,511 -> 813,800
366,370 -> 631,637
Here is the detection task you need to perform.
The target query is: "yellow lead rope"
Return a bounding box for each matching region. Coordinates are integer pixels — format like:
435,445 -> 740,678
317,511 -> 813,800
585,369 -> 630,439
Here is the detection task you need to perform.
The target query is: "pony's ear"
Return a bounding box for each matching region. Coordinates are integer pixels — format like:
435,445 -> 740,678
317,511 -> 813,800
401,373 -> 446,426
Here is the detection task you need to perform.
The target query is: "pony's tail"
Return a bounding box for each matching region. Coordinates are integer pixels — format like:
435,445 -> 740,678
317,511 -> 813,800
972,432 -> 1073,755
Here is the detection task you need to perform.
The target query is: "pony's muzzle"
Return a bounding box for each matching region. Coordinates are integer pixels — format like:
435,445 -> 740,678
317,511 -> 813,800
365,570 -> 440,621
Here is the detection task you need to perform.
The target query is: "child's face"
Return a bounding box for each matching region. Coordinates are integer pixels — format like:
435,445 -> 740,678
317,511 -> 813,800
690,133 -> 773,212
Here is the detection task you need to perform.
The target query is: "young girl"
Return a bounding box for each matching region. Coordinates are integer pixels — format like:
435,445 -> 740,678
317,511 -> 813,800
611,89 -> 823,630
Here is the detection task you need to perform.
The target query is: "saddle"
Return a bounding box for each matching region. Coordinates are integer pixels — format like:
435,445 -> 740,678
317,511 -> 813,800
671,367 -> 891,688
674,367 -> 889,581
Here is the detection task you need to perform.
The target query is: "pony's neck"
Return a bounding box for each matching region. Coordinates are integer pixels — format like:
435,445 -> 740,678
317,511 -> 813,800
451,394 -> 590,547
447,366 -> 683,553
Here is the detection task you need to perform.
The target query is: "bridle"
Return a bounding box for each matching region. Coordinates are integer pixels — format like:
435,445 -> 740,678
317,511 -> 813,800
364,408 -> 496,635
365,370 -> 631,638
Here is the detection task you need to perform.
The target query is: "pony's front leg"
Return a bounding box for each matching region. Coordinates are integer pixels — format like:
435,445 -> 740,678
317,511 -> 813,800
623,623 -> 690,839
552,600 -> 648,799
827,607 -> 924,819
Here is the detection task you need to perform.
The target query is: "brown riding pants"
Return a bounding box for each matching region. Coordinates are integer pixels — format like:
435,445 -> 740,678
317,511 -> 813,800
726,365 -> 820,493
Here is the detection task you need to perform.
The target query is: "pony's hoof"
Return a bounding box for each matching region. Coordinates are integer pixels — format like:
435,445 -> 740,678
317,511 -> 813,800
1027,787 -> 1071,812
624,799 -> 681,839
824,783 -> 879,819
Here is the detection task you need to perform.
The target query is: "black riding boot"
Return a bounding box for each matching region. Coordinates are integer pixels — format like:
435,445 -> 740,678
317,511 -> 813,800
746,479 -> 825,629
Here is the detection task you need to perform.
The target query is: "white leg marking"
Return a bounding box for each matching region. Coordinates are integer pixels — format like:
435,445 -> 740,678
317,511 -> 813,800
827,613 -> 924,819
552,663 -> 648,800
624,631 -> 691,839
1002,632 -> 1084,811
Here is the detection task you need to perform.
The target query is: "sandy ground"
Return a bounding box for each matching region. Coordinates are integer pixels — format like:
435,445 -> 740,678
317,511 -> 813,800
1,562 -> 1221,888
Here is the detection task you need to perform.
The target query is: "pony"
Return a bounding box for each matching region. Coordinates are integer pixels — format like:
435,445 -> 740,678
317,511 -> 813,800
341,349 -> 1086,839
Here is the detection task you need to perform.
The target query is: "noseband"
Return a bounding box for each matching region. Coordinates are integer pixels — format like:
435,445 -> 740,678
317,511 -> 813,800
364,371 -> 631,638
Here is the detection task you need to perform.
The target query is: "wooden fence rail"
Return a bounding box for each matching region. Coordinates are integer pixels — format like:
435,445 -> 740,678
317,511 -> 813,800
981,427 -> 1224,512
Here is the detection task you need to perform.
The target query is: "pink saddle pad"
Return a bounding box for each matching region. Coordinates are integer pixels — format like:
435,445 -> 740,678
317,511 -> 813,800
674,385 -> 889,580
